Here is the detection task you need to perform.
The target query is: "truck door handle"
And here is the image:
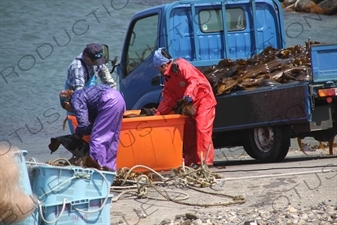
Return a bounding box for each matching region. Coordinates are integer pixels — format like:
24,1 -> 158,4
151,76 -> 161,86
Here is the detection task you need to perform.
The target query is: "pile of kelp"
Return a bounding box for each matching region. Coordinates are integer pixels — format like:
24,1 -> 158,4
203,41 -> 320,96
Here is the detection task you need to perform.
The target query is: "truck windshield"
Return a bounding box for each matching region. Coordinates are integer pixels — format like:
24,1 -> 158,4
125,14 -> 158,76
199,8 -> 245,32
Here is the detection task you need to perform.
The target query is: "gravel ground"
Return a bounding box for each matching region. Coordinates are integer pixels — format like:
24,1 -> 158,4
111,181 -> 337,225
159,202 -> 337,225
111,140 -> 337,225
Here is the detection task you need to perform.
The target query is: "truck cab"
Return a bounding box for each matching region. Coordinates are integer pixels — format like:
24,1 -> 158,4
116,0 -> 286,109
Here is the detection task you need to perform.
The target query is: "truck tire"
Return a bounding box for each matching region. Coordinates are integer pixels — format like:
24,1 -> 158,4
243,126 -> 290,162
242,141 -> 257,159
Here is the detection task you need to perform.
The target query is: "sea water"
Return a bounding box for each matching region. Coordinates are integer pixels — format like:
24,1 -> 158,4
0,0 -> 336,162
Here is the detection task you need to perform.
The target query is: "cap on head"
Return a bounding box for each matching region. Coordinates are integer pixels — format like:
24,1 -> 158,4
83,43 -> 106,65
59,90 -> 72,107
153,47 -> 170,67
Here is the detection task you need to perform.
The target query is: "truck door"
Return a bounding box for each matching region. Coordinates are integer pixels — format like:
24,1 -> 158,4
117,11 -> 163,109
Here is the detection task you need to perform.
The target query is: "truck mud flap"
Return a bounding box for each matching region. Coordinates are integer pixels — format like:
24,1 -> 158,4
292,104 -> 333,133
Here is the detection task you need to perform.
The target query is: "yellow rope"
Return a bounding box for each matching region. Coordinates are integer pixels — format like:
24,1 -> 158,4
111,164 -> 246,207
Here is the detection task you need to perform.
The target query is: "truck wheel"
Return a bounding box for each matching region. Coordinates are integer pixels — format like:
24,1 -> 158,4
242,141 -> 257,159
244,126 -> 290,162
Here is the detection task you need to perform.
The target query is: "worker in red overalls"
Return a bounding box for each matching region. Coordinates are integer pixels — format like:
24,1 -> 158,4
153,47 -> 217,166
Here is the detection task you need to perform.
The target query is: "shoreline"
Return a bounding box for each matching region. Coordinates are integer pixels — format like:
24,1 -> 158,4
280,0 -> 337,16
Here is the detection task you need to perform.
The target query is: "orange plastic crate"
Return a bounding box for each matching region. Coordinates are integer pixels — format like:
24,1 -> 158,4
67,111 -> 186,172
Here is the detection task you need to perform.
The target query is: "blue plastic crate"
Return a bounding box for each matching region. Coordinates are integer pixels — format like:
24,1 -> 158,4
11,150 -> 40,225
39,194 -> 113,225
29,164 -> 116,205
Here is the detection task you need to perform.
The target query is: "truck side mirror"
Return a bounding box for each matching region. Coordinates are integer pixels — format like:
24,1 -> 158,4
101,44 -> 119,74
101,44 -> 110,63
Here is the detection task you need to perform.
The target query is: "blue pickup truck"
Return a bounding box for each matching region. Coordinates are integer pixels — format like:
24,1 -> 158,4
104,0 -> 337,163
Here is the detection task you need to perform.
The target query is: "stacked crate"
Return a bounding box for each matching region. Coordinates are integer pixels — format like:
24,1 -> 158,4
11,150 -> 39,225
29,163 -> 116,225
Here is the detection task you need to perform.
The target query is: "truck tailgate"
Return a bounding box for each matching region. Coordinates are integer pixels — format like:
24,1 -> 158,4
311,43 -> 337,83
213,82 -> 310,132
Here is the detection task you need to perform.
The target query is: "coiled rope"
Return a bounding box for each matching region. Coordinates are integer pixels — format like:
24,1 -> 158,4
111,164 -> 246,207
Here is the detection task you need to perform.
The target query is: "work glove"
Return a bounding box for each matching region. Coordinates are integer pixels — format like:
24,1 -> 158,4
98,64 -> 117,88
183,95 -> 193,104
173,96 -> 195,116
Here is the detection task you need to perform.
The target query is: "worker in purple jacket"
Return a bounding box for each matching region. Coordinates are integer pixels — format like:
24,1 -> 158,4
59,84 -> 125,171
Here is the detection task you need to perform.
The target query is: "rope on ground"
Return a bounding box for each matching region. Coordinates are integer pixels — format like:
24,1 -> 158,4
149,183 -> 246,207
111,163 -> 246,207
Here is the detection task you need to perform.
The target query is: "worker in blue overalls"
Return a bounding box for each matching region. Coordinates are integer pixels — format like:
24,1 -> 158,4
64,43 -> 116,133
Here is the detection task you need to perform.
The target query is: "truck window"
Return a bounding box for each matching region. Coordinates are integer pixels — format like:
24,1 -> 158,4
199,8 -> 245,32
125,14 -> 158,76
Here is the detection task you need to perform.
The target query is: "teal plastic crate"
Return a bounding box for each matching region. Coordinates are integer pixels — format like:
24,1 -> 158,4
29,164 -> 116,205
12,150 -> 40,225
39,194 -> 113,225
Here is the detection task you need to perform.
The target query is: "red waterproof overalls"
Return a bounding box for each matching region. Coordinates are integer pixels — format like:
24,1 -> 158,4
155,58 -> 217,165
